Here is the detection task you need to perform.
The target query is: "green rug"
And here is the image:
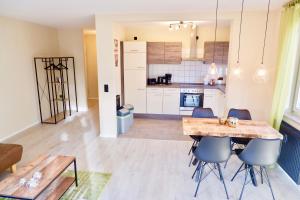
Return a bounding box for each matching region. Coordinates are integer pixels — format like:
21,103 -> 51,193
0,171 -> 111,200
61,170 -> 111,200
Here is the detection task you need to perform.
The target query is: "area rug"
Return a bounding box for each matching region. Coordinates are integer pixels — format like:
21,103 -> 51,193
0,171 -> 111,200
61,170 -> 111,200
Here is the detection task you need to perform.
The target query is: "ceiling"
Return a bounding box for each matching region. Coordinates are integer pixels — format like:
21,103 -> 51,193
0,0 -> 289,28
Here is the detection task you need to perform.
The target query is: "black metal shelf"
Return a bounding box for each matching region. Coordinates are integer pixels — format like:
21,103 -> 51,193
34,57 -> 78,124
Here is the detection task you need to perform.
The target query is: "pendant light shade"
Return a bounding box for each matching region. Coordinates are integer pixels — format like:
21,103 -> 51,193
254,0 -> 271,83
209,0 -> 219,77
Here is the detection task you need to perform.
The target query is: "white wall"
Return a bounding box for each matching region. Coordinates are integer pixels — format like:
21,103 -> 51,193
57,29 -> 88,111
84,34 -> 98,99
226,12 -> 280,120
0,16 -> 59,140
96,17 -> 125,137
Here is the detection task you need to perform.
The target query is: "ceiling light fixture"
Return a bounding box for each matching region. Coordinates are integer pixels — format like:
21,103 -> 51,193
209,0 -> 219,76
168,21 -> 195,31
254,0 -> 271,83
232,0 -> 245,77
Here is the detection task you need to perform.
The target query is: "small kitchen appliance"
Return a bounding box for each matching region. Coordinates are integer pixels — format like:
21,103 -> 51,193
165,73 -> 172,85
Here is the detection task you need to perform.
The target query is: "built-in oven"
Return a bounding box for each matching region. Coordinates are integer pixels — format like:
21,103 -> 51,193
180,88 -> 204,111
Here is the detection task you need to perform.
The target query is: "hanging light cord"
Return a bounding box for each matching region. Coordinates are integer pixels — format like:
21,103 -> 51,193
213,0 -> 219,63
237,0 -> 245,63
261,0 -> 271,64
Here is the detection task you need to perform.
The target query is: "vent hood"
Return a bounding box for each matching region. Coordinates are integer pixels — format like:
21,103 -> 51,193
182,25 -> 203,61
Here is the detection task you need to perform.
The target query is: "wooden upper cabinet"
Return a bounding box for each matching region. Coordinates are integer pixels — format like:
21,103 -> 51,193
147,42 -> 165,64
147,42 -> 182,64
203,41 -> 229,64
164,42 -> 182,64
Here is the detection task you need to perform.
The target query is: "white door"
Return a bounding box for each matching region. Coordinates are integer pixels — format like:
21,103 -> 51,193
163,88 -> 180,115
147,88 -> 163,114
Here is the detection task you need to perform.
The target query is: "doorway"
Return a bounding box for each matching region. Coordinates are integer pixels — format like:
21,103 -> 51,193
84,31 -> 98,108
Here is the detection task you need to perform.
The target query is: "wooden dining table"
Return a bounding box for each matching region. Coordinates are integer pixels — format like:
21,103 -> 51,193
182,117 -> 283,140
183,117 -> 283,187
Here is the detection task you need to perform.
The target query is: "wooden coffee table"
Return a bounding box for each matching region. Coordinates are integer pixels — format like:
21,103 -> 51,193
0,155 -> 78,200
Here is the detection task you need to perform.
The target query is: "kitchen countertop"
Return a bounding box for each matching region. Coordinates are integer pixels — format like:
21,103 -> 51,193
146,83 -> 226,93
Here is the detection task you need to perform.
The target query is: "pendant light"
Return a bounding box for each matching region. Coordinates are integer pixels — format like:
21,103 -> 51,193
209,0 -> 219,76
254,0 -> 271,83
232,0 -> 245,77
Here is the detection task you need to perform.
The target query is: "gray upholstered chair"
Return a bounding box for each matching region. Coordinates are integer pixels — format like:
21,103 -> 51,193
228,108 -> 252,146
234,138 -> 282,200
189,107 -> 216,167
192,136 -> 231,199
224,108 -> 252,168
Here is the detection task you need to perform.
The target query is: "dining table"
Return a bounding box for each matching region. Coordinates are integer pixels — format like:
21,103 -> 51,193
182,117 -> 283,140
182,117 -> 283,187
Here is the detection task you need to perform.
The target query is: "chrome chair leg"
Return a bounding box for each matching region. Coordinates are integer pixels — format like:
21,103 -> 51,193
217,163 -> 229,199
263,167 -> 276,200
239,165 -> 249,200
194,162 -> 205,197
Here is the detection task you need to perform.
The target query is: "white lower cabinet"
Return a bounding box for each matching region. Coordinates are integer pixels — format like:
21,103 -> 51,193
147,88 -> 163,114
203,89 -> 226,117
163,88 -> 180,115
147,88 -> 180,115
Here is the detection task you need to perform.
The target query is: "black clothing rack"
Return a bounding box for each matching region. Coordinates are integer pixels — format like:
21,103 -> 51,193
34,57 -> 78,124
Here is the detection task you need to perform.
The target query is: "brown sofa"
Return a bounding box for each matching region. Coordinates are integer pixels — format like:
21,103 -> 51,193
0,143 -> 23,173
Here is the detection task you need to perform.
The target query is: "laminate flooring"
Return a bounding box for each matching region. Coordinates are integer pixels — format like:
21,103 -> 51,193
3,100 -> 300,200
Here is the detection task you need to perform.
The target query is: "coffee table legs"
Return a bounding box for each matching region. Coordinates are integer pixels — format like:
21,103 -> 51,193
73,159 -> 78,187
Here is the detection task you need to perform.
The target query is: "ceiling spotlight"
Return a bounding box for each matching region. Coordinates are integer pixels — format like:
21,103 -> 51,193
192,23 -> 197,29
183,23 -> 188,28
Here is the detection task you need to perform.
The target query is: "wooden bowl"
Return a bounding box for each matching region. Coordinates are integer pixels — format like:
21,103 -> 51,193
218,118 -> 227,125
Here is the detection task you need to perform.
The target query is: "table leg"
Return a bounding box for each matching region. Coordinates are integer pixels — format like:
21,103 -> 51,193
73,159 -> 78,187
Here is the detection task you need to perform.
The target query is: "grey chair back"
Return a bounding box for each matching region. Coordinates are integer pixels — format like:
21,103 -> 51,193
228,108 -> 252,120
194,136 -> 231,163
191,108 -> 216,141
192,108 -> 216,118
239,138 -> 282,166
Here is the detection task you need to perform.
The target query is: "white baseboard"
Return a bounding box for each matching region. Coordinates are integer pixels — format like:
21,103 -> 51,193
0,121 -> 40,142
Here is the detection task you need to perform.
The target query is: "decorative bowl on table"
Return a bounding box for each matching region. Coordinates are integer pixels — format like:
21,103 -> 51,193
227,117 -> 239,128
218,118 -> 227,125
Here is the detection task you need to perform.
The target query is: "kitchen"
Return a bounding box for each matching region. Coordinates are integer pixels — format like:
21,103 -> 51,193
122,21 -> 229,119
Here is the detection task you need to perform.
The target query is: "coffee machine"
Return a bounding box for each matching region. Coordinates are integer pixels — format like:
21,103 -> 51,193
165,73 -> 172,84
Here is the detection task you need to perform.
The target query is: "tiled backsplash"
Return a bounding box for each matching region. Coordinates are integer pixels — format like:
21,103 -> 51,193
148,61 -> 227,83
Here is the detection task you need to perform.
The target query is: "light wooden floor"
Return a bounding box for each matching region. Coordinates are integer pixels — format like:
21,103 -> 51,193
4,100 -> 300,200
